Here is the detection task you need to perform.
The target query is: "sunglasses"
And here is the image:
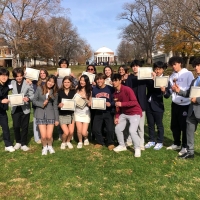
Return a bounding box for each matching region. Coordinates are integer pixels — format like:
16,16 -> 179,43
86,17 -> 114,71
87,68 -> 94,71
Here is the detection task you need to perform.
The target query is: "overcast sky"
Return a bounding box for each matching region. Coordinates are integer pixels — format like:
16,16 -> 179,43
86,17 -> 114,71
61,1 -> 129,54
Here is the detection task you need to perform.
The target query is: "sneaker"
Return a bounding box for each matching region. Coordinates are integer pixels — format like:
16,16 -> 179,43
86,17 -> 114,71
154,143 -> 163,150
94,144 -> 103,148
178,147 -> 187,156
113,145 -> 127,152
145,142 -> 155,149
48,146 -> 55,154
66,142 -> 73,149
166,144 -> 181,150
84,139 -> 89,146
108,145 -> 115,151
60,143 -> 66,150
21,145 -> 30,151
125,141 -> 133,147
14,143 -> 21,150
36,139 -> 41,144
77,142 -> 83,149
135,148 -> 141,157
42,147 -> 47,155
5,146 -> 15,152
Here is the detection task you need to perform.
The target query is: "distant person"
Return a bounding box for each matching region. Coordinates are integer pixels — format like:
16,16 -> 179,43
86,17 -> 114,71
167,56 -> 194,156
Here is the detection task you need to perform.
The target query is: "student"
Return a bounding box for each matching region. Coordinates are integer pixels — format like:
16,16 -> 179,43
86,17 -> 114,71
112,74 -> 142,157
58,76 -> 76,149
174,57 -> 200,159
32,69 -> 49,144
118,65 -> 131,86
167,56 -> 194,156
145,61 -> 170,150
92,73 -> 115,150
74,75 -> 91,148
103,66 -> 113,86
0,68 -> 15,152
33,75 -> 59,155
11,67 -> 34,151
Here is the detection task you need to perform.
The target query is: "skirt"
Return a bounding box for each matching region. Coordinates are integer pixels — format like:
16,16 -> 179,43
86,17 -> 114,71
36,113 -> 55,125
74,113 -> 90,123
59,114 -> 74,125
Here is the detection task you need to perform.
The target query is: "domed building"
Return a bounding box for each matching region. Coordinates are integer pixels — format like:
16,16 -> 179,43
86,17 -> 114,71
94,46 -> 115,65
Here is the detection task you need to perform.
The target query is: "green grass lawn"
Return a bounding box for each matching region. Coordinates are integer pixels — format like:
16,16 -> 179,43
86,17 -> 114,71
1,66 -> 200,199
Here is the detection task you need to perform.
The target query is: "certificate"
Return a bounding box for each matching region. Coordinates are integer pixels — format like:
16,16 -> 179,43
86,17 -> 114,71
8,93 -> 24,107
105,78 -> 113,86
138,67 -> 152,80
61,99 -> 76,111
57,68 -> 71,78
73,93 -> 87,109
25,68 -> 40,80
154,76 -> 169,88
82,71 -> 96,84
189,86 -> 200,98
91,98 -> 106,110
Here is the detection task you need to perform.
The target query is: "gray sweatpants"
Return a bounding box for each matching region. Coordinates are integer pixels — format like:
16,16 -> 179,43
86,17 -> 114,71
115,114 -> 141,149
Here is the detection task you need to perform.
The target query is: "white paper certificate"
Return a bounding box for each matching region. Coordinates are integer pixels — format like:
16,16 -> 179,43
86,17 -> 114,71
8,94 -> 24,107
154,76 -> 169,88
138,67 -> 153,80
57,68 -> 71,78
105,78 -> 113,86
189,86 -> 200,98
91,98 -> 106,110
61,99 -> 76,111
25,68 -> 40,80
73,93 -> 87,109
82,71 -> 96,84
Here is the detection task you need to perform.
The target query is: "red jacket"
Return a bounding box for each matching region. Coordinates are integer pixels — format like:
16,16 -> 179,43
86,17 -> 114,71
114,84 -> 142,119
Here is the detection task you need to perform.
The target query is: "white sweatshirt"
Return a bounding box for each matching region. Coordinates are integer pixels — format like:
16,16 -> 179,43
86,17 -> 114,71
169,68 -> 194,105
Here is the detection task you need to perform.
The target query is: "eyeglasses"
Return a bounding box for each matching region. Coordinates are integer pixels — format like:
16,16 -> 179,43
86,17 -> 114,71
87,68 -> 94,71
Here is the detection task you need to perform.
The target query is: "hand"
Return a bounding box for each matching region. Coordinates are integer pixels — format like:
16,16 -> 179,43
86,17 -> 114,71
191,97 -> 197,103
92,81 -> 96,86
43,99 -> 48,107
160,86 -> 166,93
87,101 -> 91,107
54,72 -> 58,77
26,78 -> 32,85
114,118 -> 119,124
172,84 -> 180,93
55,121 -> 59,126
58,103 -> 64,108
115,102 -> 121,107
70,73 -> 75,78
106,102 -> 111,107
152,72 -> 156,79
23,97 -> 29,102
1,98 -> 9,104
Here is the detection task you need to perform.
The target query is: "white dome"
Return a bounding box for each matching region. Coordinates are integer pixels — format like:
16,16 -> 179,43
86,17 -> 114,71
96,46 -> 113,53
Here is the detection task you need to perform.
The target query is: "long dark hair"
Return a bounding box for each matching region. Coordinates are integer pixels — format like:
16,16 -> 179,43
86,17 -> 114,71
76,75 -> 91,100
103,65 -> 113,78
60,76 -> 75,91
42,75 -> 58,97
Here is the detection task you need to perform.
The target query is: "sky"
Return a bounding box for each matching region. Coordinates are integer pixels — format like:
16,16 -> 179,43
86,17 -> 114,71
61,0 -> 129,55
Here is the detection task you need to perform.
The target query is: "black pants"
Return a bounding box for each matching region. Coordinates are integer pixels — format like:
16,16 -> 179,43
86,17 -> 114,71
146,102 -> 164,143
170,102 -> 189,148
0,112 -> 13,147
92,111 -> 114,146
12,111 -> 30,146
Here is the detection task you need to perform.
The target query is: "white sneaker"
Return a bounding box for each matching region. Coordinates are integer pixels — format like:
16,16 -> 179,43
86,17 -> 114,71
21,145 -> 30,151
166,144 -> 181,150
84,139 -> 89,146
134,148 -> 141,157
14,143 -> 21,150
77,142 -> 83,149
145,142 -> 155,149
154,143 -> 163,150
66,142 -> 73,149
60,143 -> 66,150
48,146 -> 55,154
42,147 -> 47,155
178,147 -> 187,156
113,145 -> 127,152
5,146 -> 15,152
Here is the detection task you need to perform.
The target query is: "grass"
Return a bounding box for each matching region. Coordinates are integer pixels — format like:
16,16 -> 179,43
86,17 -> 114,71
1,66 -> 200,199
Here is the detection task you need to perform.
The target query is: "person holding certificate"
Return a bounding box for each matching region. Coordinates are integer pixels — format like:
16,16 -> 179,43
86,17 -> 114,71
74,75 -> 91,148
103,66 -> 113,86
33,75 -> 59,155
112,74 -> 142,157
145,61 -> 170,150
0,68 -> 15,152
58,76 -> 76,150
173,57 -> 200,159
167,56 -> 194,156
10,67 -> 34,152
92,73 -> 115,150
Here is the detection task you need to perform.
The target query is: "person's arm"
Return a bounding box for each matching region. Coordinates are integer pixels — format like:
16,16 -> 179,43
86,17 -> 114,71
120,89 -> 139,107
32,87 -> 44,108
53,93 -> 59,126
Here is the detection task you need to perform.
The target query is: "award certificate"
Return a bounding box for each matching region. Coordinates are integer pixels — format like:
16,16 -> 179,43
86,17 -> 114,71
25,68 -> 40,80
138,67 -> 152,80
73,93 -> 87,109
154,76 -> 169,88
91,98 -> 106,110
82,71 -> 95,84
189,86 -> 200,98
8,93 -> 24,107
61,99 -> 76,111
57,68 -> 71,78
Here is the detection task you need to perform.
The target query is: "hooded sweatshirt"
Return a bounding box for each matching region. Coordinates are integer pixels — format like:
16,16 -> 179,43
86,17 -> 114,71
169,68 -> 194,105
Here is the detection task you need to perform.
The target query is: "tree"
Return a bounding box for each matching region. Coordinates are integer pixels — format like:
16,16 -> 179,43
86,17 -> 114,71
118,0 -> 164,64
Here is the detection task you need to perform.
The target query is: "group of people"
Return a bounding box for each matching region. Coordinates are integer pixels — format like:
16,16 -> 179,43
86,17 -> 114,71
0,56 -> 200,159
